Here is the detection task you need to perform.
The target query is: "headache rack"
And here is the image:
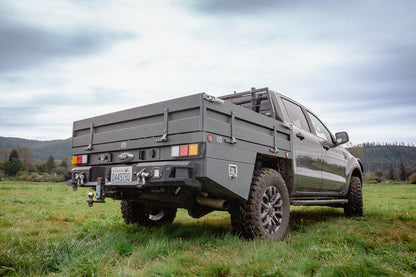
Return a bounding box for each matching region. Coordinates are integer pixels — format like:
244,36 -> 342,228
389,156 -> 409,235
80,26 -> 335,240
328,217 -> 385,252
219,87 -> 277,119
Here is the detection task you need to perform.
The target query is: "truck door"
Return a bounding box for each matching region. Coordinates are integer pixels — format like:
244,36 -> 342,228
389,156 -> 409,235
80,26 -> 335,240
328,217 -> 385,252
306,111 -> 347,191
281,99 -> 323,192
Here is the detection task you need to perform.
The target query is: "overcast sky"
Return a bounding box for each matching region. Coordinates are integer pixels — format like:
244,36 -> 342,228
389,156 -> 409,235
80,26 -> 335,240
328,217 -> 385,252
0,0 -> 415,144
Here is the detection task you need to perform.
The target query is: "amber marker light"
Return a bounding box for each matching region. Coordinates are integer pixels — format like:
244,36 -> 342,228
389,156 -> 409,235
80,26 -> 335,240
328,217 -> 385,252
189,144 -> 199,156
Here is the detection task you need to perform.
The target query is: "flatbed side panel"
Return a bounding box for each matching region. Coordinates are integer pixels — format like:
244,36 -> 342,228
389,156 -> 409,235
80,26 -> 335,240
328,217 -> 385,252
204,101 -> 291,154
73,93 -> 203,130
72,94 -> 204,150
73,116 -> 200,148
72,132 -> 205,156
205,118 -> 290,151
206,100 -> 280,129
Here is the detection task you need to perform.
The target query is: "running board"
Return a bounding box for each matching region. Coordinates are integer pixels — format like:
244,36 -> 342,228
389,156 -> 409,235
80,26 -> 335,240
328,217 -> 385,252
291,199 -> 348,206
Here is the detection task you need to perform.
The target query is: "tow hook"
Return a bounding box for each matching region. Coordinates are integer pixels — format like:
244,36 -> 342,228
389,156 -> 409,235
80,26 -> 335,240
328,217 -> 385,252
136,169 -> 149,185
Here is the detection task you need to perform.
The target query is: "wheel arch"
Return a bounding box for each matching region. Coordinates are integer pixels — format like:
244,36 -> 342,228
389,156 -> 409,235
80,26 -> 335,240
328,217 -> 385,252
254,153 -> 294,195
351,159 -> 364,183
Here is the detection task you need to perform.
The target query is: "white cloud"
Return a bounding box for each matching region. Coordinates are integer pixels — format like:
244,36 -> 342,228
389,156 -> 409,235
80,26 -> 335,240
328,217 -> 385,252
0,0 -> 415,143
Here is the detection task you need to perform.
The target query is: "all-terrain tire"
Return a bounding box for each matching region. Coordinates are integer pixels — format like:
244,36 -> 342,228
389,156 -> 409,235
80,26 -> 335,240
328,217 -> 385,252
344,176 -> 364,217
120,200 -> 177,227
233,168 -> 290,241
229,202 -> 243,235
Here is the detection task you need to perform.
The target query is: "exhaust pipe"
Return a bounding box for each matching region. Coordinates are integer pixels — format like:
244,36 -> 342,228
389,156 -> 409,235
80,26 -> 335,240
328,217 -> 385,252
196,195 -> 230,210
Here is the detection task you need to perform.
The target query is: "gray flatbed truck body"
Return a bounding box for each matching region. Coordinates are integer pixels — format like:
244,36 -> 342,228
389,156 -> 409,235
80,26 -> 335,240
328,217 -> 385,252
70,87 -> 363,240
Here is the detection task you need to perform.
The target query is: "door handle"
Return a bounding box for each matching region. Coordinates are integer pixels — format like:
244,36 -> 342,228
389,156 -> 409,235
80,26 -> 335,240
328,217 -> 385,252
296,132 -> 305,140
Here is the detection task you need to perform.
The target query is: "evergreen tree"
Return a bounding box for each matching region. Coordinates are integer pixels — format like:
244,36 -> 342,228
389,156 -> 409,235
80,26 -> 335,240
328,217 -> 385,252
4,151 -> 23,176
399,161 -> 407,181
9,149 -> 19,161
387,164 -> 396,180
45,155 -> 56,173
36,162 -> 46,173
59,157 -> 69,171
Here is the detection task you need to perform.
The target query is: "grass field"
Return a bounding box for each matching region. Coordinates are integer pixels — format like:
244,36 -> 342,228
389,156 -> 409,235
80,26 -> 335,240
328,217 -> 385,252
0,181 -> 415,276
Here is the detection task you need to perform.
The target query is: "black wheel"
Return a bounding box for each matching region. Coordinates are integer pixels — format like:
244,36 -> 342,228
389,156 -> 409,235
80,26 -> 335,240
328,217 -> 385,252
344,176 -> 363,217
120,200 -> 177,227
234,168 -> 290,241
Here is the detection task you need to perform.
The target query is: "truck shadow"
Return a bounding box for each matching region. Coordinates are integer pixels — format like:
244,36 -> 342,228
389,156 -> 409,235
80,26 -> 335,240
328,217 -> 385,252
289,207 -> 345,232
116,208 -> 346,241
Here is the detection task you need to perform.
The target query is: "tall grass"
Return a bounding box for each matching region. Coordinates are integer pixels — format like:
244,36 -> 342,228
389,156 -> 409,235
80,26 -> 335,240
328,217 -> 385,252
0,181 -> 415,276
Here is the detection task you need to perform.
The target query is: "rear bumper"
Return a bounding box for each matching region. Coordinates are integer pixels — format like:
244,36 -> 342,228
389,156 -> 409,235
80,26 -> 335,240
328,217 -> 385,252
71,161 -> 202,190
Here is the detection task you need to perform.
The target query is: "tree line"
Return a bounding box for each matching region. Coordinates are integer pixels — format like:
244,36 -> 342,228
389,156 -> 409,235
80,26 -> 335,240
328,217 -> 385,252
355,142 -> 415,147
0,148 -> 70,182
347,143 -> 416,184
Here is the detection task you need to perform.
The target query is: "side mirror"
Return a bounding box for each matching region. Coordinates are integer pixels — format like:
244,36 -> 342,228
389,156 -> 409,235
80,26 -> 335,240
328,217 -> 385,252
335,131 -> 349,145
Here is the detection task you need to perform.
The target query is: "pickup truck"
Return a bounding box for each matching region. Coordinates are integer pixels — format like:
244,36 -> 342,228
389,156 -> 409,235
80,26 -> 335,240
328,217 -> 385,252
70,87 -> 363,241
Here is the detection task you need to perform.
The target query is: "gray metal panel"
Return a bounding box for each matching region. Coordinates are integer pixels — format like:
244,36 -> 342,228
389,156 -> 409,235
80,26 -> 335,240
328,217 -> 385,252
73,93 -> 203,130
204,102 -> 291,153
72,132 -> 205,155
206,101 -> 279,129
205,132 -> 292,160
205,118 -> 291,151
206,101 -> 290,133
73,116 -> 200,147
72,91 -> 291,155
204,157 -> 255,199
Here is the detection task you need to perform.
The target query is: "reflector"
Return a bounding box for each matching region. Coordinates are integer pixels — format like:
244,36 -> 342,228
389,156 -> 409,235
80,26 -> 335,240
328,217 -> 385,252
171,146 -> 180,157
82,155 -> 88,164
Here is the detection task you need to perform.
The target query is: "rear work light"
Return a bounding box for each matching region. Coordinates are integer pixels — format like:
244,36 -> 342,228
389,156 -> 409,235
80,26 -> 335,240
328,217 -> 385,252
171,144 -> 199,157
72,155 -> 88,165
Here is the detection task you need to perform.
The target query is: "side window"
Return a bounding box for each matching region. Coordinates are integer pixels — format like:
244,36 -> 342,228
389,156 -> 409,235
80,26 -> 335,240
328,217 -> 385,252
282,99 -> 310,132
307,112 -> 332,142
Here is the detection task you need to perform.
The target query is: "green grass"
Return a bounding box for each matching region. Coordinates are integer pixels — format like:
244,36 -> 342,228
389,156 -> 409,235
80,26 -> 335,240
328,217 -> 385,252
0,181 -> 415,276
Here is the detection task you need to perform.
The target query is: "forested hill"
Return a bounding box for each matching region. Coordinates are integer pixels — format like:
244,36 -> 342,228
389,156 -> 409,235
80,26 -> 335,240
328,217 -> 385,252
0,137 -> 71,162
347,144 -> 416,173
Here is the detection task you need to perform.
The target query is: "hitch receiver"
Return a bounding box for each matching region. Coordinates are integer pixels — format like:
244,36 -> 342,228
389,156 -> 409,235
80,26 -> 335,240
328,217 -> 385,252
86,177 -> 106,207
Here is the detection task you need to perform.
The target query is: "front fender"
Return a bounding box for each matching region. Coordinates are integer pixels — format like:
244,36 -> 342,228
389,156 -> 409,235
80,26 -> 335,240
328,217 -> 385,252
345,157 -> 363,191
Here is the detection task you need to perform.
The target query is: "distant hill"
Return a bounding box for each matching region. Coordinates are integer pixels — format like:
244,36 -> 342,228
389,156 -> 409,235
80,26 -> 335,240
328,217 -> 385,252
0,137 -> 71,162
348,144 -> 416,173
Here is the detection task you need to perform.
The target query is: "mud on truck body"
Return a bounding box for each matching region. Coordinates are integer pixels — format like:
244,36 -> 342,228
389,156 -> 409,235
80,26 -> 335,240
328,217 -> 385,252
70,87 -> 363,241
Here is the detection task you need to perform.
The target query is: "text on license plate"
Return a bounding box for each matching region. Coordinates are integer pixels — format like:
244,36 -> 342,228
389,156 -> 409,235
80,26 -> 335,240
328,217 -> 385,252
111,166 -> 132,183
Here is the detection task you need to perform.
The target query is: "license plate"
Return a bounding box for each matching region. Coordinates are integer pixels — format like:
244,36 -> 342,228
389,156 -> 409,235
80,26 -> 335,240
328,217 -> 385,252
111,166 -> 132,183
